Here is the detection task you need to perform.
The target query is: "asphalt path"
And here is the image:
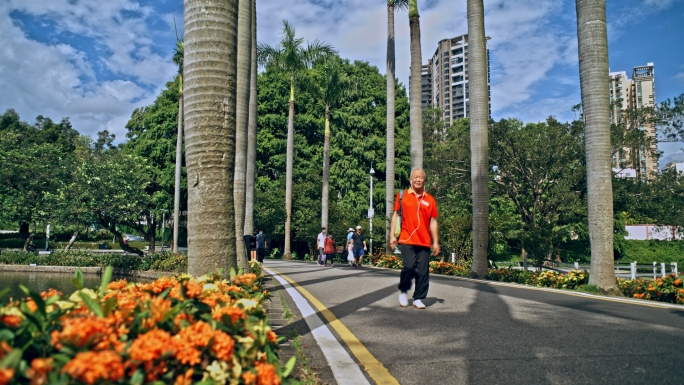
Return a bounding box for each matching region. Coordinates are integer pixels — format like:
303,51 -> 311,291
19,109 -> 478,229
264,259 -> 684,385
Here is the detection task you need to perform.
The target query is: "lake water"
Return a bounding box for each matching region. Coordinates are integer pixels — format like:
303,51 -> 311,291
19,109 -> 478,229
0,271 -> 142,302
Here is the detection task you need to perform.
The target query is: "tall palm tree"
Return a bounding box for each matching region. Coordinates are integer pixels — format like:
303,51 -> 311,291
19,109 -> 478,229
408,0 -> 423,170
172,31 -> 183,255
184,0 -> 238,276
576,0 -> 616,291
467,0 -> 490,278
234,0 -> 252,270
314,56 -> 348,231
244,0 -> 257,244
386,0 -> 408,253
258,21 -> 336,259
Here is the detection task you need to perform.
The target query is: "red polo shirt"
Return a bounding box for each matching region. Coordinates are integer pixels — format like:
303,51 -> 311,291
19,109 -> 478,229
394,188 -> 438,248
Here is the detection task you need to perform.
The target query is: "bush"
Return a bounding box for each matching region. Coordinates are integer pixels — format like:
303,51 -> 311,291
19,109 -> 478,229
619,240 -> 684,264
0,267 -> 294,384
374,253 -> 403,269
429,261 -> 470,277
0,251 -> 187,273
617,273 -> 684,304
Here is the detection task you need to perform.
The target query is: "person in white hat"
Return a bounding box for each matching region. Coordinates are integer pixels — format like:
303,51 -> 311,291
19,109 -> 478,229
351,225 -> 367,267
346,228 -> 355,266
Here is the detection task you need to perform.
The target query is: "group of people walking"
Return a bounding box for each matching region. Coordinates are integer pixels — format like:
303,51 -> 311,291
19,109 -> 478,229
316,225 -> 367,268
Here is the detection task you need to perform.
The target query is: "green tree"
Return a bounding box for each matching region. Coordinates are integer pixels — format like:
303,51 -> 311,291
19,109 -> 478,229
183,0 -> 238,275
257,20 -> 336,259
576,0 -> 616,290
235,0 -> 253,269
467,0 -> 491,278
408,0 -> 423,170
386,0 -> 409,252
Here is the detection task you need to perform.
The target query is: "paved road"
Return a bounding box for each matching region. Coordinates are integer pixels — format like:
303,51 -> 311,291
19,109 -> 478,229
264,260 -> 684,385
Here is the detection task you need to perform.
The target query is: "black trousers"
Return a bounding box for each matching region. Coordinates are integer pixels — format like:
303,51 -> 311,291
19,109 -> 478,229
398,244 -> 430,300
257,248 -> 266,263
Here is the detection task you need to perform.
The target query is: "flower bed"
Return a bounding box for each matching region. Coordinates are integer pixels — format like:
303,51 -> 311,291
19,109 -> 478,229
617,273 -> 684,304
0,262 -> 293,384
488,268 -> 589,290
0,251 -> 187,273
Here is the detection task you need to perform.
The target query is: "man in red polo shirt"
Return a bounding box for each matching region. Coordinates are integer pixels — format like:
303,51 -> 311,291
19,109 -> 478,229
390,168 -> 440,309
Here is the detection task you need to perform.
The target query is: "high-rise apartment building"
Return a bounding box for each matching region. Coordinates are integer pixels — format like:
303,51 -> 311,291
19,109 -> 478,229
609,63 -> 657,178
411,34 -> 491,126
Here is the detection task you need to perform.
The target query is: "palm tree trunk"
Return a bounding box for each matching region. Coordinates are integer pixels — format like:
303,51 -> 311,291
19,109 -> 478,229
173,83 -> 183,254
284,78 -> 295,260
467,0 -> 490,278
184,0 -> 238,276
408,0 -> 423,170
386,3 -> 396,253
234,0 -> 252,270
65,229 -> 78,251
244,0 -> 257,240
322,104 -> 331,230
576,0 -> 616,291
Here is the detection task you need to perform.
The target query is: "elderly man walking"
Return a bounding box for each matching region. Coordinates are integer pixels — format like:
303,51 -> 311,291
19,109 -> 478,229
390,168 -> 440,309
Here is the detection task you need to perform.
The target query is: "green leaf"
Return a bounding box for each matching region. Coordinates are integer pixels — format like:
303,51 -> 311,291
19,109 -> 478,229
282,356 -> 297,378
99,266 -> 113,297
51,353 -> 71,365
230,267 -> 237,280
102,297 -> 117,317
0,288 -> 9,300
130,368 -> 144,385
0,329 -> 15,341
71,269 -> 84,290
78,292 -> 103,317
0,348 -> 22,369
19,303 -> 43,330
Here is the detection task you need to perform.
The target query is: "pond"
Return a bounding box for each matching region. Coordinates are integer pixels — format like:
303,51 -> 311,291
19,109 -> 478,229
0,271 -> 144,302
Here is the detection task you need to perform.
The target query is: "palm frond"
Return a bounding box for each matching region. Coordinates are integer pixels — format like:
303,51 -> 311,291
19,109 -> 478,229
390,0 -> 410,10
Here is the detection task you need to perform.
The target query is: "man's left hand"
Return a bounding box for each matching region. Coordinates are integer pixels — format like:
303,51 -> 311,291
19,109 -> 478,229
432,244 -> 440,256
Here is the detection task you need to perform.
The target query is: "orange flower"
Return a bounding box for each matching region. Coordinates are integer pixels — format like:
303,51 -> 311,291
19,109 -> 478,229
26,299 -> 38,312
242,370 -> 257,385
63,350 -> 124,385
267,330 -> 278,344
40,288 -> 62,300
106,279 -> 128,291
149,297 -> 172,323
233,273 -> 257,287
129,329 -> 176,362
255,362 -> 281,385
0,315 -> 22,328
175,368 -> 194,385
211,330 -> 235,361
184,281 -> 203,299
173,321 -> 214,366
0,341 -> 11,358
674,279 -> 682,287
0,368 -> 15,385
52,316 -> 114,350
26,357 -> 53,385
212,306 -> 246,325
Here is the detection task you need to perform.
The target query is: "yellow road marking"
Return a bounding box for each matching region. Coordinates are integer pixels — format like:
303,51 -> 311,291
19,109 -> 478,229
270,267 -> 400,385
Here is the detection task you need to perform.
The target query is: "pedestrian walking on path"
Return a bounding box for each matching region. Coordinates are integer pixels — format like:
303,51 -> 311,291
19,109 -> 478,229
351,225 -> 367,268
317,228 -> 327,265
346,228 -> 354,266
324,233 -> 336,267
390,168 -> 440,309
256,230 -> 267,263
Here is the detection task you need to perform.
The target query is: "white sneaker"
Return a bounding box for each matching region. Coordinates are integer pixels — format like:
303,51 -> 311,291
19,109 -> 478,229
399,292 -> 409,307
412,299 -> 426,309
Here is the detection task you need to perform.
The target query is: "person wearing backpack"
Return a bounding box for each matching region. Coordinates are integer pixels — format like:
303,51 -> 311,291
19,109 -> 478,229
389,168 -> 440,309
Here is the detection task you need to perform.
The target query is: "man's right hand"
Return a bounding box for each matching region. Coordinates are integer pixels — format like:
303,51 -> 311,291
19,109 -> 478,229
389,236 -> 397,250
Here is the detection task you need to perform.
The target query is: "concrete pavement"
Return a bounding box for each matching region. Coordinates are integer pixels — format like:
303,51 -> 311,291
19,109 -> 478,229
264,259 -> 684,385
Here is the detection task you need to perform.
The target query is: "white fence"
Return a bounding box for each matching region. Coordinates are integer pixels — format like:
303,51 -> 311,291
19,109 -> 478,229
569,261 -> 678,280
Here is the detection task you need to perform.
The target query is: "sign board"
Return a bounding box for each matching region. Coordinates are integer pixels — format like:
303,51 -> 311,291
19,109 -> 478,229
367,209 -> 374,219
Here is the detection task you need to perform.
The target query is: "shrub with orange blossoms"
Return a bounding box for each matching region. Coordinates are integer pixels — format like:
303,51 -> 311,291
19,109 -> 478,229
0,266 -> 296,384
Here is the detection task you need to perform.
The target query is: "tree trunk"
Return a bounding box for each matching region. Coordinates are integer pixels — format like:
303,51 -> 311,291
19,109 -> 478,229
65,230 -> 78,251
244,0 -> 258,239
408,0 -> 423,170
468,0 -> 490,279
184,0 -> 238,276
147,214 -> 157,254
173,86 -> 184,254
98,217 -> 143,256
576,0 -> 616,291
234,0 -> 252,270
283,78 -> 295,260
386,4 -> 396,253
23,233 -> 35,252
19,222 -> 29,240
321,104 -> 331,230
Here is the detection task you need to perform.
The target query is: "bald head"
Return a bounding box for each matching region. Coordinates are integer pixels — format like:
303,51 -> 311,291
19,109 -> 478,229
410,168 -> 426,192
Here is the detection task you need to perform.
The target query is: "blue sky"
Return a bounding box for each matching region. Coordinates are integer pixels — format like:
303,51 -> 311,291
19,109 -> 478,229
1,0 -> 682,167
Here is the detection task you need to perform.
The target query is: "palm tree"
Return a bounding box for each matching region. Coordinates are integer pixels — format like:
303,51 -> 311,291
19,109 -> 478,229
467,0 -> 490,278
171,29 -> 183,255
258,20 -> 336,259
314,56 -> 348,231
576,0 -> 616,291
386,0 -> 408,253
183,0 -> 238,276
244,0 -> 257,244
408,0 -> 423,170
234,0 -> 253,270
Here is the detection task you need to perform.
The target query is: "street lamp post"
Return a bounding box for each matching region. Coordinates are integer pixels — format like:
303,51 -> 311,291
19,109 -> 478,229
369,167 -> 375,257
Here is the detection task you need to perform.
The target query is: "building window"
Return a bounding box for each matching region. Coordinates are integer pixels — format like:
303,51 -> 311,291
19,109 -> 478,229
445,111 -> 450,116
444,75 -> 449,80
444,69 -> 449,74
444,52 -> 449,57
444,99 -> 450,104
444,93 -> 450,98
444,81 -> 449,86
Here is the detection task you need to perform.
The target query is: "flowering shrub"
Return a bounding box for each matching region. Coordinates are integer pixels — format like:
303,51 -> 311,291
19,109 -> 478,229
487,268 -> 589,289
617,273 -> 684,304
0,266 -> 294,385
428,262 -> 469,277
374,254 -> 403,269
487,268 -> 536,285
0,251 -> 187,273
